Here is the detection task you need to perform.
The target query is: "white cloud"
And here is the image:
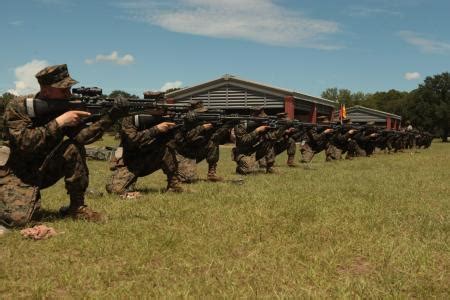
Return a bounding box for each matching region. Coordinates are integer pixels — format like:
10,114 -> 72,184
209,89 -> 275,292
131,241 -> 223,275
347,6 -> 402,17
404,72 -> 420,80
9,20 -> 24,26
398,31 -> 450,54
8,60 -> 49,96
160,81 -> 183,91
118,0 -> 342,50
85,51 -> 135,65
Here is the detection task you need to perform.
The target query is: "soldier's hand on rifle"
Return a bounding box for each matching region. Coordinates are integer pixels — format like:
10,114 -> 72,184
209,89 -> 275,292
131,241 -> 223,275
349,129 -> 356,134
108,96 -> 130,120
202,123 -> 213,130
256,125 -> 270,133
324,128 -> 334,134
156,122 -> 176,133
285,127 -> 296,134
370,133 -> 378,137
56,111 -> 91,128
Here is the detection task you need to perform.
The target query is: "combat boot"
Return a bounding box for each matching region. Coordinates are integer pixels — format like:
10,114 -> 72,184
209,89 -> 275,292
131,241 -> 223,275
207,163 -> 224,182
166,175 -> 184,193
59,205 -> 103,222
287,155 -> 297,167
266,163 -> 279,174
60,193 -> 103,222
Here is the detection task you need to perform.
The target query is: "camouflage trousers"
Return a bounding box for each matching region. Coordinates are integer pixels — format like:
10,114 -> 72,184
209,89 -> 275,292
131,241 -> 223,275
258,137 -> 296,167
346,140 -> 367,158
300,142 -> 324,163
177,140 -> 220,183
325,144 -> 343,161
0,140 -> 88,227
233,141 -> 275,175
106,146 -> 178,194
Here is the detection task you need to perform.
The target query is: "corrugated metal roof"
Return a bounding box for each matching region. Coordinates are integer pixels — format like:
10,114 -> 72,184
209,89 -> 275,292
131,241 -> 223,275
346,105 -> 402,120
166,74 -> 337,108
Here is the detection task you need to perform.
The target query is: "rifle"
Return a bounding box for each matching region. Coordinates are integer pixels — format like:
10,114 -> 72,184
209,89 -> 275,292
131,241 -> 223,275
25,86 -> 189,123
133,112 -> 279,130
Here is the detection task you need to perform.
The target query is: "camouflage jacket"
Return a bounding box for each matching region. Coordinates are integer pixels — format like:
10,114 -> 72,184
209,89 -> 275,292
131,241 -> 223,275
234,122 -> 285,155
4,95 -> 114,176
119,116 -> 175,159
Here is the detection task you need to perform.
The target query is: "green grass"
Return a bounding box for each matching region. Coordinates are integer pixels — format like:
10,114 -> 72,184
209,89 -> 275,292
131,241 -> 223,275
1,138 -> 449,298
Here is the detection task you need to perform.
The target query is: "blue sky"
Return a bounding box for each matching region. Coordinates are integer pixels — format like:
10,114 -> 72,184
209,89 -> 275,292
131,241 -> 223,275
1,0 -> 450,98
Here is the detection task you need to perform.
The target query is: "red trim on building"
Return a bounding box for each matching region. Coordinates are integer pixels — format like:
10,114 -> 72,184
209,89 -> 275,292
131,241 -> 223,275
166,97 -> 175,104
284,96 -> 295,119
386,116 -> 391,129
309,103 -> 317,123
394,119 -> 398,130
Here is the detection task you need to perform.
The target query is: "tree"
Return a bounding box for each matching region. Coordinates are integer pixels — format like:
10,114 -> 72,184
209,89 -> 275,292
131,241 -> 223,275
408,73 -> 450,142
108,90 -> 139,99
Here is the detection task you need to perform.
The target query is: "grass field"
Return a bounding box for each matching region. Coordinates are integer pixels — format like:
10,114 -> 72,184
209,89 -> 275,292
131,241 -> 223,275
1,137 -> 449,298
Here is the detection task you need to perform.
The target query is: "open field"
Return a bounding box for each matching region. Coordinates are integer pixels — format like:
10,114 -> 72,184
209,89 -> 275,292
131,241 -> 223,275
1,137 -> 449,298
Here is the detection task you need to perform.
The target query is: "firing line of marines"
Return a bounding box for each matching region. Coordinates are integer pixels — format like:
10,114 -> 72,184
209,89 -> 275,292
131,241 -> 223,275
0,65 -> 433,228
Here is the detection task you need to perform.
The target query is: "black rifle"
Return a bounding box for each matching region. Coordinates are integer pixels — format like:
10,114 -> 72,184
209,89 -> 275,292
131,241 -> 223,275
25,86 -> 189,123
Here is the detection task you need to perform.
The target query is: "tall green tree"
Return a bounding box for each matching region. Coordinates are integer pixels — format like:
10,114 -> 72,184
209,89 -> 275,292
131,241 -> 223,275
408,73 -> 450,142
109,90 -> 139,99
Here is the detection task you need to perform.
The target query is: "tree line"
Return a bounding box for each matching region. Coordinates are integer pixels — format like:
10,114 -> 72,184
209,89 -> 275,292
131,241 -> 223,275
1,73 -> 448,142
322,72 -> 449,142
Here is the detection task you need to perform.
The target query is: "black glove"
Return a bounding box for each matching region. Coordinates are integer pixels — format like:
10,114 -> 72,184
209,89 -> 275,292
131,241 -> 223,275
108,96 -> 130,120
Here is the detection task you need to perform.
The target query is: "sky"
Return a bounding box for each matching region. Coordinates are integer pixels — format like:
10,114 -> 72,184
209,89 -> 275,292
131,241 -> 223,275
1,0 -> 450,98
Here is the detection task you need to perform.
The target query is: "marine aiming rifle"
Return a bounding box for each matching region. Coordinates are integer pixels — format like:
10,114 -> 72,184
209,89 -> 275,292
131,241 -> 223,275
24,86 -> 189,123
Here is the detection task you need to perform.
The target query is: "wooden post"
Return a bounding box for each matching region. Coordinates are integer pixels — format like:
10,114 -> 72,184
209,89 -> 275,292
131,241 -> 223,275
386,116 -> 391,129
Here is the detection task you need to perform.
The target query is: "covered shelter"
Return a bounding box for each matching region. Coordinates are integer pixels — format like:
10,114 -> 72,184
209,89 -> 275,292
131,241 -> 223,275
165,75 -> 337,122
344,105 -> 402,129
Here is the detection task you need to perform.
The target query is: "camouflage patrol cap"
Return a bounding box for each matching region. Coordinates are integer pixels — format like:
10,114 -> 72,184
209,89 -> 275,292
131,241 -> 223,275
189,100 -> 208,112
35,64 -> 78,88
249,106 -> 267,117
143,91 -> 165,100
317,115 -> 329,122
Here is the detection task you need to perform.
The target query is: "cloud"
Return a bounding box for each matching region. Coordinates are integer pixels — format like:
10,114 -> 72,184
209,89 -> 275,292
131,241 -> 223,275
85,51 -> 135,65
346,6 -> 402,17
160,81 -> 183,91
9,20 -> 24,26
8,60 -> 49,96
118,0 -> 342,50
398,31 -> 450,54
404,72 -> 420,80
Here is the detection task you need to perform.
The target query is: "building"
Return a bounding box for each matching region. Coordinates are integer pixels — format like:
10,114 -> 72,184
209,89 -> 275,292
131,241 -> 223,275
165,74 -> 337,122
344,105 -> 402,129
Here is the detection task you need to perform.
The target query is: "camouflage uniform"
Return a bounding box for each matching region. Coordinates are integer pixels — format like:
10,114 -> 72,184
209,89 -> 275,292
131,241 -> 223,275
175,101 -> 231,182
106,116 -> 181,194
271,113 -> 297,166
0,65 -> 117,227
233,108 -> 285,174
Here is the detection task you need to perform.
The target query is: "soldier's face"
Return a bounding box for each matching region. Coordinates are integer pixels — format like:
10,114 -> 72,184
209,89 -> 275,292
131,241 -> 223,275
41,86 -> 72,99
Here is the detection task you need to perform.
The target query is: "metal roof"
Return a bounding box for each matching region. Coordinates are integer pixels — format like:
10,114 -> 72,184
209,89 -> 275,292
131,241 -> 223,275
346,105 -> 402,120
166,74 -> 337,108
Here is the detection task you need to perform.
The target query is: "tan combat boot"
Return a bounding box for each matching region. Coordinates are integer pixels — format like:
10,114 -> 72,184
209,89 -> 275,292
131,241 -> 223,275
59,205 -> 104,222
207,163 -> 224,182
287,155 -> 297,167
166,175 -> 184,193
266,163 -> 278,174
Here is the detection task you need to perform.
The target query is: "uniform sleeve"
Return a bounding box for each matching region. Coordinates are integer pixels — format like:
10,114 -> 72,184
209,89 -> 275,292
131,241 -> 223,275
69,114 -> 114,145
5,98 -> 63,153
234,123 -> 260,146
120,116 -> 160,148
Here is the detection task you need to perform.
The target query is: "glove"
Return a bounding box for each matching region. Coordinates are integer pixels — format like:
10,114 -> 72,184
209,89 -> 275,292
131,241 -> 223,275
108,96 -> 130,120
